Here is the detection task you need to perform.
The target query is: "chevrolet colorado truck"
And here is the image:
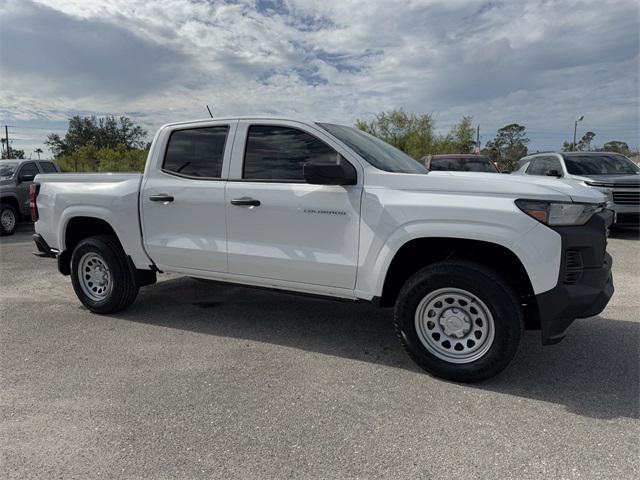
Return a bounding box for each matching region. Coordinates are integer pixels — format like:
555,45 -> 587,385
32,117 -> 614,382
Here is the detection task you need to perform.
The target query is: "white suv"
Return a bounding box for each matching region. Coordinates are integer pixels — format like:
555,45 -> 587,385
514,152 -> 639,226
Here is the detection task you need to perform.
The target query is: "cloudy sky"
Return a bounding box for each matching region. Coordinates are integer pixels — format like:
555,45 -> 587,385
1,0 -> 638,157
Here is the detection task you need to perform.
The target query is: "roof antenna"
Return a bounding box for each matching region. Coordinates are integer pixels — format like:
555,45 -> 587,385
206,104 -> 213,118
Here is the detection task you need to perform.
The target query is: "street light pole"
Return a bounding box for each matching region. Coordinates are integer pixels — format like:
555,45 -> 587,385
573,115 -> 584,151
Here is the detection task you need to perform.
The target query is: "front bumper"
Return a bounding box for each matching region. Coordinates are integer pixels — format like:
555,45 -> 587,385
535,210 -> 614,345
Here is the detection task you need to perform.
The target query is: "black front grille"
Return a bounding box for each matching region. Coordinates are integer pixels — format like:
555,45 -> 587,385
613,191 -> 640,205
564,250 -> 583,284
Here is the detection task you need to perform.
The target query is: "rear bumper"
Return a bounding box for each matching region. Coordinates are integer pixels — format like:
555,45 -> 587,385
535,210 -> 614,345
32,233 -> 57,258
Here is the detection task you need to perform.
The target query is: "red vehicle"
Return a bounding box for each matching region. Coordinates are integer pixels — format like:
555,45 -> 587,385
422,154 -> 501,173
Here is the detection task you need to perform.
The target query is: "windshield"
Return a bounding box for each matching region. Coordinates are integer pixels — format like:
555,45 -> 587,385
430,157 -> 498,173
564,154 -> 639,175
317,123 -> 427,174
0,161 -> 18,179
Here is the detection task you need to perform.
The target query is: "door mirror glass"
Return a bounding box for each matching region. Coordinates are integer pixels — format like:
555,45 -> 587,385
545,169 -> 562,177
303,156 -> 356,185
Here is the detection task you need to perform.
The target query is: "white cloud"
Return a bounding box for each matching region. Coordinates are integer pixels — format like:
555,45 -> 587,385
0,0 -> 638,157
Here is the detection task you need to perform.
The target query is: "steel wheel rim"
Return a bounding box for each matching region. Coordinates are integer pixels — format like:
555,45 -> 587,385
78,252 -> 112,302
415,287 -> 495,364
1,209 -> 15,231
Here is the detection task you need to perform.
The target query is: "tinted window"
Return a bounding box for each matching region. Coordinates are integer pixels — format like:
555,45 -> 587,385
39,162 -> 58,173
318,123 -> 427,174
19,163 -> 39,179
243,125 -> 338,181
526,157 -> 556,175
430,157 -> 498,173
564,154 -> 639,175
163,126 -> 228,178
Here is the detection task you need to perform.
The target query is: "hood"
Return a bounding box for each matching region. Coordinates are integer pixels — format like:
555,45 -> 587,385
366,170 -> 606,204
570,173 -> 640,187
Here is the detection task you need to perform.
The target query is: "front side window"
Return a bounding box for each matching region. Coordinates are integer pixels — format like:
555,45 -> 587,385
526,158 -> 549,175
163,126 -> 229,178
18,163 -> 39,180
243,125 -> 339,181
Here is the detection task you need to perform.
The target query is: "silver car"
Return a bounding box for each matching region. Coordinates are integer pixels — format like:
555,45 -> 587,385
514,152 -> 640,226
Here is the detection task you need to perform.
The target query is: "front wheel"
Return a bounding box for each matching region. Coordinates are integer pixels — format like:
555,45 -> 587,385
394,261 -> 523,382
70,235 -> 139,313
0,203 -> 18,236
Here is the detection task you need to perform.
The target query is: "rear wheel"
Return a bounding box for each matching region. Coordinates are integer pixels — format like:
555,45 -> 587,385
0,203 -> 18,236
70,235 -> 138,313
394,261 -> 523,382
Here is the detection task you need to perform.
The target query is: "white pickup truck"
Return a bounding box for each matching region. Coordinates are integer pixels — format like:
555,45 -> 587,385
32,117 -> 614,381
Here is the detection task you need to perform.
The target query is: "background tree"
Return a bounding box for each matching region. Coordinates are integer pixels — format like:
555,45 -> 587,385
45,116 -> 149,172
1,138 -> 25,159
600,140 -> 630,155
356,109 -> 435,160
563,131 -> 596,152
433,116 -> 476,154
35,148 -> 43,160
482,124 -> 529,171
45,116 -> 147,158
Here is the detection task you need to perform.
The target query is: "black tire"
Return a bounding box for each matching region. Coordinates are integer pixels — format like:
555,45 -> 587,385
394,261 -> 523,382
70,235 -> 139,314
0,203 -> 18,236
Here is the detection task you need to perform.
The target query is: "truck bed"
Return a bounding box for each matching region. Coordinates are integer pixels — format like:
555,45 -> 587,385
34,173 -> 151,268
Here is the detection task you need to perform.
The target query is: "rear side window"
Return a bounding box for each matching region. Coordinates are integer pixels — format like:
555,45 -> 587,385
243,125 -> 338,181
39,162 -> 58,173
163,126 -> 229,178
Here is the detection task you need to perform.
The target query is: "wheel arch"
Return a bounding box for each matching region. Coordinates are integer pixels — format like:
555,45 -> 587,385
377,236 -> 539,329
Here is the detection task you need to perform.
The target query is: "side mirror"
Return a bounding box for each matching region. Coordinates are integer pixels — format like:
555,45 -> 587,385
546,169 -> 562,177
303,156 -> 356,186
18,173 -> 36,182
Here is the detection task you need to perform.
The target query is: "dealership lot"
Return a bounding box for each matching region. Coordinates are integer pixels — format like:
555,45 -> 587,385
1,225 -> 638,479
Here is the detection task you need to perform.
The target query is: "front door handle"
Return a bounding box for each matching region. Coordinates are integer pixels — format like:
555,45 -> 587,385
149,194 -> 174,203
230,197 -> 261,207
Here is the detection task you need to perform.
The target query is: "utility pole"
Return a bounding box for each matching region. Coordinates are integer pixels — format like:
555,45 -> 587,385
4,125 -> 10,159
572,115 -> 584,151
476,125 -> 480,153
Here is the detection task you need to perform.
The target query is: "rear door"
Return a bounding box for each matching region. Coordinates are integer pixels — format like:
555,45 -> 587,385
140,121 -> 237,272
225,120 -> 363,289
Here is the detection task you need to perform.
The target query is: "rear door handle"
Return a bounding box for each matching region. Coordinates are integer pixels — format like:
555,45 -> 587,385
149,194 -> 174,203
230,197 -> 260,207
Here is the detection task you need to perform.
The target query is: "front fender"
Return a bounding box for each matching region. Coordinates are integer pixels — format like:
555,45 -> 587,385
355,220 -> 562,299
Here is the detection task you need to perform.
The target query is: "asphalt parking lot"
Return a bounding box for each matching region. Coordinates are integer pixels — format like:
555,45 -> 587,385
1,224 -> 638,479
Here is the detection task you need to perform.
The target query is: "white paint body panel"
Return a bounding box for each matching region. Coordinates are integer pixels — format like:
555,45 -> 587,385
35,117 -> 606,301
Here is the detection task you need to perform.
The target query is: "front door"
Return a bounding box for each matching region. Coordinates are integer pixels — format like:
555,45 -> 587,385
140,121 -> 236,272
225,121 -> 362,289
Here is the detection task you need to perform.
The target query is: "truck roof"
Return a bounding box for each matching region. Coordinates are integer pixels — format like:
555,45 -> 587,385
161,116 -> 320,129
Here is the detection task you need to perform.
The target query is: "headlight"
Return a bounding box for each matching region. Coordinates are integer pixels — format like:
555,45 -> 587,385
515,200 -> 603,226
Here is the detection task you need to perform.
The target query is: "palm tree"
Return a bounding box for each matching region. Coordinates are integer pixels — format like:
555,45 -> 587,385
35,148 -> 43,160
